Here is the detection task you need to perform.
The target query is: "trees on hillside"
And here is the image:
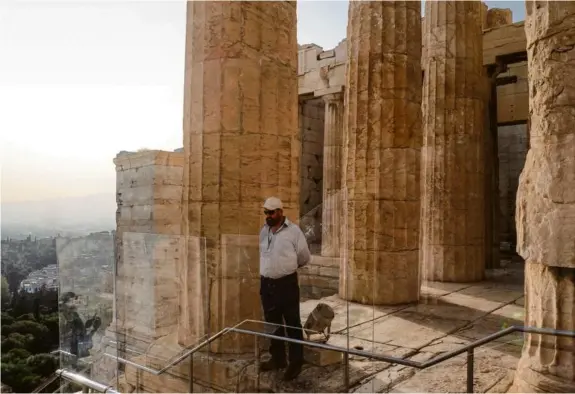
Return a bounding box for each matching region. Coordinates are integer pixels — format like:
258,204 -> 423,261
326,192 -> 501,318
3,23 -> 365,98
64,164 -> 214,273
1,290 -> 60,393
1,276 -> 9,304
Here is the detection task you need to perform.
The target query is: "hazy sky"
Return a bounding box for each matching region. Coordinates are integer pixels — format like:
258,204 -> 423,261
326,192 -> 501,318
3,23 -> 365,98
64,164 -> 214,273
0,1 -> 525,203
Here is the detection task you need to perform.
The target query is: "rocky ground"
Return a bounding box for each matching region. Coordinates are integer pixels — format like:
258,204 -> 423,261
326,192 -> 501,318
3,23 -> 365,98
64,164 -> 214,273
108,259 -> 525,393
254,260 -> 525,393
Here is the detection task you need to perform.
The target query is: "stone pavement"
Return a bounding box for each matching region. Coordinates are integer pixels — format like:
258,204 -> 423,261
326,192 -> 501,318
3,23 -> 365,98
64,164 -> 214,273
256,261 -> 525,393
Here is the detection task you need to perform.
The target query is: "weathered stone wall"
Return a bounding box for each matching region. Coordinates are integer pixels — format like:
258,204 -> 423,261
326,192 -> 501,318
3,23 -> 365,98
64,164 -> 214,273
511,1 -> 575,391
298,40 -> 347,95
113,150 -> 183,343
486,8 -> 512,29
92,150 -> 184,384
298,16 -> 527,92
497,124 -> 528,250
497,61 -> 528,124
299,255 -> 339,300
299,98 -> 324,252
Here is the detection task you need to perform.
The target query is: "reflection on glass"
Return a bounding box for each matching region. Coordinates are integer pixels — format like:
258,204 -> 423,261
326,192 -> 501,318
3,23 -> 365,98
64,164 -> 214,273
37,2 -> 552,392
56,233 -> 114,379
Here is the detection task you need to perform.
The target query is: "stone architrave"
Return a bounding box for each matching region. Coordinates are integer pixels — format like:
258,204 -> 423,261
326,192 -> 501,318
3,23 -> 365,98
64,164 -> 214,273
420,1 -> 486,283
511,1 -> 575,392
180,1 -> 299,354
339,1 -> 422,305
486,8 -> 512,29
321,92 -> 344,258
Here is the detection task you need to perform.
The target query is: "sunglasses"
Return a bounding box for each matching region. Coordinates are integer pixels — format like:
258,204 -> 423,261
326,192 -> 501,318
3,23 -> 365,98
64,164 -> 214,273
264,209 -> 277,216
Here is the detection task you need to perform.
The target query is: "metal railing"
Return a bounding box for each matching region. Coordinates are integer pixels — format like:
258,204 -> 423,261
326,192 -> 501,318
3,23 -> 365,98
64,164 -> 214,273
50,369 -> 120,394
102,321 -> 575,393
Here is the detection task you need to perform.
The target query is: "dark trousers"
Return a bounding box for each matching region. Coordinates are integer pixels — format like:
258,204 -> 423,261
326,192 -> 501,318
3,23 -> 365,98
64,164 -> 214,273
260,272 -> 304,365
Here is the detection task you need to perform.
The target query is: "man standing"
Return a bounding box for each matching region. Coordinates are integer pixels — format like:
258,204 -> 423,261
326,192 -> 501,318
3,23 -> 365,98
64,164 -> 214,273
259,196 -> 311,381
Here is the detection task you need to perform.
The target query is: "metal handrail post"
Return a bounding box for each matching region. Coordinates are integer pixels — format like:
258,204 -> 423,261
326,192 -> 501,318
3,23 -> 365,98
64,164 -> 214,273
255,336 -> 261,393
103,325 -> 235,375
343,353 -> 350,393
188,353 -> 194,393
103,323 -> 575,393
466,349 -> 474,393
230,327 -> 421,367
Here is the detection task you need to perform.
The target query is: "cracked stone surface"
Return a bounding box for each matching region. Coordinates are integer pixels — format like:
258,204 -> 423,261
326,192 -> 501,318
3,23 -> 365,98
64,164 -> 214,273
340,0 -> 423,305
420,0 -> 487,283
117,263 -> 528,393
270,262 -> 526,393
510,1 -> 575,392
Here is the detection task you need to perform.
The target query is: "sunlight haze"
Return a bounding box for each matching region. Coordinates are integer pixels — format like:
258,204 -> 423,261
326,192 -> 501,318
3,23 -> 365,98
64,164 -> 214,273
1,1 -> 525,203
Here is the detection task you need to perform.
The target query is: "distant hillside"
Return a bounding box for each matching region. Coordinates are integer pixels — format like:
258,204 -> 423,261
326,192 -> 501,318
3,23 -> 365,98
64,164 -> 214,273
1,193 -> 116,238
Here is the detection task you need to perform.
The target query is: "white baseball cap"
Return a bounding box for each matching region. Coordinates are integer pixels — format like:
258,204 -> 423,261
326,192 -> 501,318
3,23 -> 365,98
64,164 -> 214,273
263,197 -> 283,210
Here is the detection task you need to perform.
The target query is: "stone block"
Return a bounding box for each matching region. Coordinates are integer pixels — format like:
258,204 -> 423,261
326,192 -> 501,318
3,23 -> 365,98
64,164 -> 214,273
299,274 -> 338,291
300,264 -> 320,276
482,22 -> 526,66
486,8 -> 512,29
115,231 -> 181,341
318,265 -> 339,278
304,345 -> 343,366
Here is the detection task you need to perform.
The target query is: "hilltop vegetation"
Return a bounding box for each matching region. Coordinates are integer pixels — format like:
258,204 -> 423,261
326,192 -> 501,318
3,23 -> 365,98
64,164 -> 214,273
1,288 -> 60,392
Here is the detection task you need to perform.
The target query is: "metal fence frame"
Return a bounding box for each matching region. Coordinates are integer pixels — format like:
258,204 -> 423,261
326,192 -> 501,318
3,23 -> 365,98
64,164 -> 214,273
98,322 -> 574,393
54,369 -> 120,394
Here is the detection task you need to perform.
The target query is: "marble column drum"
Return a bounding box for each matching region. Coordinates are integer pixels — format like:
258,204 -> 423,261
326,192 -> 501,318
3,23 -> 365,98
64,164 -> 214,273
180,1 -> 299,353
339,1 -> 422,305
420,0 -> 486,283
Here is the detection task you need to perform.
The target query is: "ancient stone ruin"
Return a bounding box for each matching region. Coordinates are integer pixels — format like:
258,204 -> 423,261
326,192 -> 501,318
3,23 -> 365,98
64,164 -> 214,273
94,1 -> 574,392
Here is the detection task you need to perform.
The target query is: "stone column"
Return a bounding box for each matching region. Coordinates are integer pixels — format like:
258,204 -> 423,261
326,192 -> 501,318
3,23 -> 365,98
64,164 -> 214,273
181,1 -> 299,353
480,3 -> 488,29
339,1 -> 422,305
511,1 -> 575,392
420,1 -> 486,283
321,92 -> 343,257
485,71 -> 501,269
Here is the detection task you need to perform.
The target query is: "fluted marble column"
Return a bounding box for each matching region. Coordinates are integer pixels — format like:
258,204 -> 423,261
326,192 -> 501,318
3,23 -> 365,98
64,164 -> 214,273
480,3 -> 488,29
420,1 -> 486,283
180,1 -> 299,353
339,1 -> 422,305
321,92 -> 344,257
511,1 -> 575,392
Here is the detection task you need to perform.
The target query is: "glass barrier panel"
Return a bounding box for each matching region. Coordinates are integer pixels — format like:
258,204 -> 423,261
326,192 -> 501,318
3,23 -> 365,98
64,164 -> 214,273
92,232 -> 208,393
10,1 -> 572,393
55,232 -> 114,391
0,236 -> 60,393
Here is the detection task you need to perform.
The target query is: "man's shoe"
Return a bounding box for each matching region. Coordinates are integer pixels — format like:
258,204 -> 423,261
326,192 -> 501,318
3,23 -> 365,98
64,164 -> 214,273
260,359 -> 286,372
283,363 -> 302,381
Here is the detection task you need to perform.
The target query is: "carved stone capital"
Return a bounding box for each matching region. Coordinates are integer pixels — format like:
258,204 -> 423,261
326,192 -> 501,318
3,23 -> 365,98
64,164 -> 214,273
322,92 -> 343,106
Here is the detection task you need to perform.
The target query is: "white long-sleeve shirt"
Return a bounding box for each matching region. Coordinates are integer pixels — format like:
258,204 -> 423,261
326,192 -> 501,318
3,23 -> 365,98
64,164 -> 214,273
259,218 -> 311,279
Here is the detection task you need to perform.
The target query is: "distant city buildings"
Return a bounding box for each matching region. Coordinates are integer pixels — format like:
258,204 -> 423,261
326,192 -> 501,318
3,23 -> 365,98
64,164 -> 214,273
19,264 -> 59,293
